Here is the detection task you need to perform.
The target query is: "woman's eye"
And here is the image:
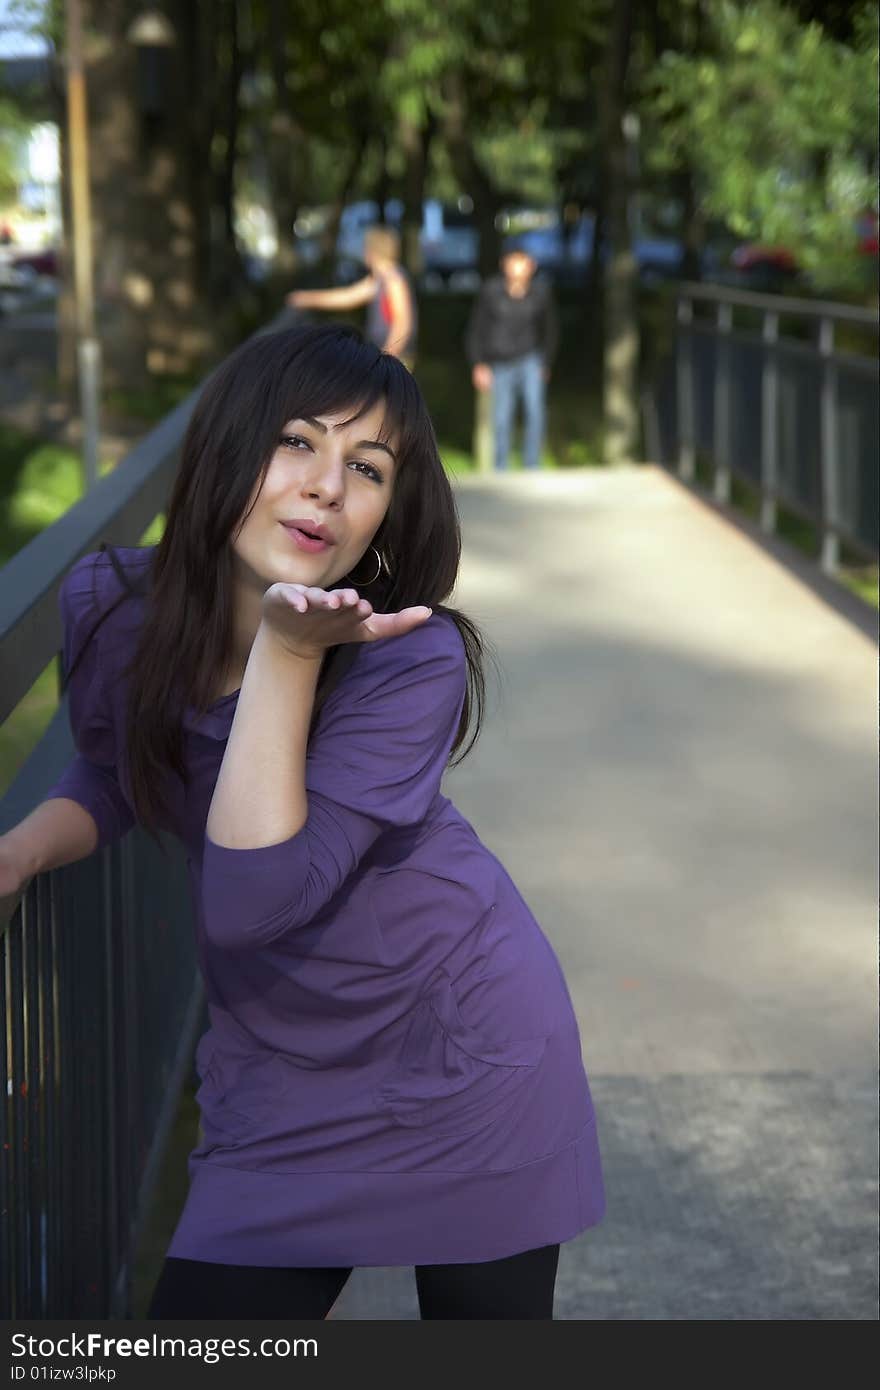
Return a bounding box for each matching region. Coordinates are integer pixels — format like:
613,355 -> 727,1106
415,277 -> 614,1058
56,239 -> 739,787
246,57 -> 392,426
279,434 -> 310,451
350,460 -> 383,483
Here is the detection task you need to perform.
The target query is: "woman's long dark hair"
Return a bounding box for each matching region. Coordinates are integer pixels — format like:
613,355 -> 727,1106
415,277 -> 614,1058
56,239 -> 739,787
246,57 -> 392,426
74,323 -> 492,835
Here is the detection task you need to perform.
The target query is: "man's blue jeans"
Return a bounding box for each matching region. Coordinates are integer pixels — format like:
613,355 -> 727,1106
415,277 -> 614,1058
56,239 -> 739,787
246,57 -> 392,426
491,352 -> 546,471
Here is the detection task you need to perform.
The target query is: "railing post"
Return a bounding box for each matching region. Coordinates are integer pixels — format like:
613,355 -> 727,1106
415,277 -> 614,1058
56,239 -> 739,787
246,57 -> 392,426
713,301 -> 732,503
760,310 -> 779,534
818,316 -> 840,573
676,294 -> 695,480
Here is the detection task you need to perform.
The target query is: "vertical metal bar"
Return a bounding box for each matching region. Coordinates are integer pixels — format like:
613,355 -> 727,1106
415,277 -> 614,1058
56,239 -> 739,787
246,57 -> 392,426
43,879 -> 60,1316
713,301 -> 733,503
102,849 -> 120,1314
818,316 -> 840,573
8,917 -> 27,1315
117,838 -> 138,1319
56,872 -> 75,1314
80,866 -> 103,1316
24,894 -> 43,1312
34,876 -> 52,1315
760,311 -> 779,533
0,919 -> 12,1316
25,895 -> 44,1306
676,295 -> 695,479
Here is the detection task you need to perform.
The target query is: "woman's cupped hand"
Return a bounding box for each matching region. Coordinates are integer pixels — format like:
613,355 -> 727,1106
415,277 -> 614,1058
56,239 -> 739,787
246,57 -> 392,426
260,584 -> 432,661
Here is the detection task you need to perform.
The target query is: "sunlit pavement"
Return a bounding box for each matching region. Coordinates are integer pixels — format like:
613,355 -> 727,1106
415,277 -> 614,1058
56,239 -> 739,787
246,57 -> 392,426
330,463 -> 878,1320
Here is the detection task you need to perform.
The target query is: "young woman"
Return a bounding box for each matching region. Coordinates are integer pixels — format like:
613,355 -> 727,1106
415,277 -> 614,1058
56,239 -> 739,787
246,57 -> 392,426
0,325 -> 604,1319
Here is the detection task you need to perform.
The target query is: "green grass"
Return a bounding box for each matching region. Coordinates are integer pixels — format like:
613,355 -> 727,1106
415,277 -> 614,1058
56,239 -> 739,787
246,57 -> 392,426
837,565 -> 879,608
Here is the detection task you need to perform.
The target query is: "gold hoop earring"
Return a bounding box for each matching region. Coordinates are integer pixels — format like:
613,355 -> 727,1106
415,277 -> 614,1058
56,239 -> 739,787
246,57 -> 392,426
347,545 -> 382,586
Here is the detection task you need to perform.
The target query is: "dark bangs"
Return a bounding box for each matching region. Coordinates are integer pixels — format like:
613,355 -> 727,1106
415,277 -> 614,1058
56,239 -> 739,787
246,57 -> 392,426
236,324 -> 431,522
276,325 -> 425,455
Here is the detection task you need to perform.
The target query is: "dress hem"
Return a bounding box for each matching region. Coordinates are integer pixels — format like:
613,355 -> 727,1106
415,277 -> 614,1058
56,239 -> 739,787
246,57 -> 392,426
167,1121 -> 605,1268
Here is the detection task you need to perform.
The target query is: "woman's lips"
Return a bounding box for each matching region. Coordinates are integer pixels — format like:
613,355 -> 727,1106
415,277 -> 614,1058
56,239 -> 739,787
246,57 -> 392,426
280,523 -> 331,554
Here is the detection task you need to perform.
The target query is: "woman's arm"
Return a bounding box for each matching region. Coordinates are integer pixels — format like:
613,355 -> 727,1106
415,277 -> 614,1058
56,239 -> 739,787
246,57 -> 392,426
205,623 -> 321,850
4,797 -> 100,876
0,798 -> 101,925
287,275 -> 377,312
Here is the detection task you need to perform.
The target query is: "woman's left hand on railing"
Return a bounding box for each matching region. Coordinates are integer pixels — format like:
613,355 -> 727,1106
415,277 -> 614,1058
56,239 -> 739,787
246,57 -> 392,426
0,833 -> 32,928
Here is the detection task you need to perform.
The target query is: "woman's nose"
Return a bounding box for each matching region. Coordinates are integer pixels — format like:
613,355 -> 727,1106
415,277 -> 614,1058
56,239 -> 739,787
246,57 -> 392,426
301,453 -> 345,504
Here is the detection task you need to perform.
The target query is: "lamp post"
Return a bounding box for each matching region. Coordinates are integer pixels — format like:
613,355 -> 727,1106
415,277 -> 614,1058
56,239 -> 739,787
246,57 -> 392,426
64,0 -> 100,491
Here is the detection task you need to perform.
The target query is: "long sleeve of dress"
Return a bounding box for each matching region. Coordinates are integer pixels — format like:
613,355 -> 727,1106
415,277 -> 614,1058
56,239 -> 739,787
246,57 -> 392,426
200,615 -> 467,952
42,555 -> 136,851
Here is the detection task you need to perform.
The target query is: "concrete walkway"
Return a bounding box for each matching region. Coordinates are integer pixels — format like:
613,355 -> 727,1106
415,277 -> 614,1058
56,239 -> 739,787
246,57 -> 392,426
332,464 -> 878,1320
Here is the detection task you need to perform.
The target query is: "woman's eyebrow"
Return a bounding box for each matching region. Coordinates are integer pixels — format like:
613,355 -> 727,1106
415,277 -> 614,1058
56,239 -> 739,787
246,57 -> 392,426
356,439 -> 396,461
293,417 -> 396,463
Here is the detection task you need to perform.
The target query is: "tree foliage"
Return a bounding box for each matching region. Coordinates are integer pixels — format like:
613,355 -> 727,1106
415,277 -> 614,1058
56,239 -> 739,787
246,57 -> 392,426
647,0 -> 879,292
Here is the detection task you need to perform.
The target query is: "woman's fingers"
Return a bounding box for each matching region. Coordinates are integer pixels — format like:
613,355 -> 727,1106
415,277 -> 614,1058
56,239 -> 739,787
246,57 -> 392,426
265,583 -> 428,648
279,585 -> 367,610
361,606 -> 432,641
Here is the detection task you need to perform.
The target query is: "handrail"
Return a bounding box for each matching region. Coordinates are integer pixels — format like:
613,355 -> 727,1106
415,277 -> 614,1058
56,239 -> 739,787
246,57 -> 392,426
646,286 -> 879,576
677,280 -> 879,329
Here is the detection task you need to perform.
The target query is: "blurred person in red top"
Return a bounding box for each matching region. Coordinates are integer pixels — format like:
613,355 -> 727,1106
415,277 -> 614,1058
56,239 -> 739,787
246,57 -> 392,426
287,225 -> 417,369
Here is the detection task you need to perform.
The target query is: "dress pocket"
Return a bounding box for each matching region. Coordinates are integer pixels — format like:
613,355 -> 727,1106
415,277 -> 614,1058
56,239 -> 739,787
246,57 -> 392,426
375,972 -> 547,1138
194,1031 -> 284,1143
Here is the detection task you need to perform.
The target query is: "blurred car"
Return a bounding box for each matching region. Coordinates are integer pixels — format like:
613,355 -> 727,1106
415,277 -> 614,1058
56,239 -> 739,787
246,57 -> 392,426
724,243 -> 802,293
11,246 -> 59,277
721,216 -> 878,293
0,250 -> 56,318
497,208 -> 711,286
420,201 -> 480,286
293,197 -> 481,287
855,209 -> 878,257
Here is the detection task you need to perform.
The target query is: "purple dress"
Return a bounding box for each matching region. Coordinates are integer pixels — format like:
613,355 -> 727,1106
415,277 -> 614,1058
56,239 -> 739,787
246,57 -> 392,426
47,548 -> 605,1267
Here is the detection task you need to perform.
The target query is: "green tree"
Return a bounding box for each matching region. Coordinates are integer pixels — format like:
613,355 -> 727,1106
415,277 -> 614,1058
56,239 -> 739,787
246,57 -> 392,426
647,0 -> 879,295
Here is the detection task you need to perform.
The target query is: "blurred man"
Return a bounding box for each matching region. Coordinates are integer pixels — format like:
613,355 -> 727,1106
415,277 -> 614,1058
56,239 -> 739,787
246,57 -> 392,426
466,239 -> 558,471
287,225 -> 417,368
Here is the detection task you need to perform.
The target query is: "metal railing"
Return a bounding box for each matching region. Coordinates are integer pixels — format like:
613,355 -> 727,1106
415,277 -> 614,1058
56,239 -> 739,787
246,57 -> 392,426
645,282 -> 879,572
0,347 -> 240,1315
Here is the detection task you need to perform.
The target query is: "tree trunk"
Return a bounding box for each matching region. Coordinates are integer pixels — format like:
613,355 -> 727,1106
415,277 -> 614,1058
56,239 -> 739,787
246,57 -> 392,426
599,0 -> 639,466
73,0 -> 213,392
264,111 -> 305,279
442,73 -> 500,275
372,131 -> 390,218
679,166 -> 704,281
264,0 -> 309,279
399,109 -> 435,274
219,0 -> 242,248
318,126 -> 371,263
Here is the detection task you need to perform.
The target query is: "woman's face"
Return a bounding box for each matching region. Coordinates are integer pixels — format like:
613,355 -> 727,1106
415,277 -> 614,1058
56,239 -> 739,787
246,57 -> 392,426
232,399 -> 397,593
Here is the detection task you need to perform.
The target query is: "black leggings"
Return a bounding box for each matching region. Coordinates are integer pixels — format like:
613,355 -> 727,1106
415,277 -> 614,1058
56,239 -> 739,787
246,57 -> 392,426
147,1244 -> 560,1320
